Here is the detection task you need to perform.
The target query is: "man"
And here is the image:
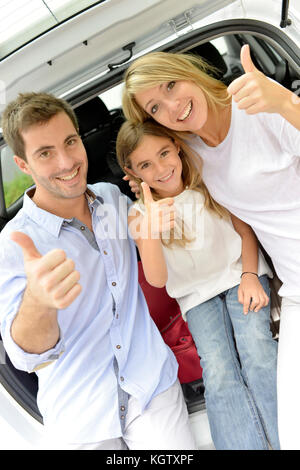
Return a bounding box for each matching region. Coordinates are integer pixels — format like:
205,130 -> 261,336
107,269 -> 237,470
0,93 -> 196,449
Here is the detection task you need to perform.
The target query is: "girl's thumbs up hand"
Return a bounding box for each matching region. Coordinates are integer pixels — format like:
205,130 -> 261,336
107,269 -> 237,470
140,182 -> 176,238
227,44 -> 289,115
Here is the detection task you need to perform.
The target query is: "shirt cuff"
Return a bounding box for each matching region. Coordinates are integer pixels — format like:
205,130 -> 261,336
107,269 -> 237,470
1,312 -> 65,373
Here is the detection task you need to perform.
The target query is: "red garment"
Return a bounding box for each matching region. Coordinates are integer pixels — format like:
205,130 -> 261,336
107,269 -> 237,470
138,262 -> 202,383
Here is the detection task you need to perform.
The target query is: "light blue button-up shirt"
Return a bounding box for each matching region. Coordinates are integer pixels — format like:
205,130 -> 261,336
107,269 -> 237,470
0,182 -> 178,444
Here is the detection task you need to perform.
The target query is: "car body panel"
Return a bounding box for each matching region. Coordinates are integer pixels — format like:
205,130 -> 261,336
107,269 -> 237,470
0,0 -> 299,112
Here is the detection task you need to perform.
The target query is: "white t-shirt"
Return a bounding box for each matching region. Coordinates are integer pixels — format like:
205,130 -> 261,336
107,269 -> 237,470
189,100 -> 300,298
134,189 -> 271,319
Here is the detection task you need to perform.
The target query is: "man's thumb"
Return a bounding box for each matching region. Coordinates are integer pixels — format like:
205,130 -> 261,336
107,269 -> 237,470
241,44 -> 257,73
10,231 -> 41,261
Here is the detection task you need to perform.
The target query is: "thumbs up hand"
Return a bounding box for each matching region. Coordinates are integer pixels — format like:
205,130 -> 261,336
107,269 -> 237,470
11,232 -> 82,310
227,44 -> 287,115
140,182 -> 176,238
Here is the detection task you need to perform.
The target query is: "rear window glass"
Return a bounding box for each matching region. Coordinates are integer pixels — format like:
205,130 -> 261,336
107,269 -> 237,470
1,146 -> 33,207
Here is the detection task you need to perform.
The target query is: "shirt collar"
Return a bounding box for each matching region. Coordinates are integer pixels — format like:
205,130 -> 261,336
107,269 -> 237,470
23,186 -> 104,238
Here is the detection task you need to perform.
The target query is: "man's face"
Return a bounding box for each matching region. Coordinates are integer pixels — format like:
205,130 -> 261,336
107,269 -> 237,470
17,111 -> 88,204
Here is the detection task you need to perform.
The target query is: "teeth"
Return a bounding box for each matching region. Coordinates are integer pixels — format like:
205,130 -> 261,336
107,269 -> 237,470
178,102 -> 192,121
159,171 -> 173,182
58,168 -> 79,181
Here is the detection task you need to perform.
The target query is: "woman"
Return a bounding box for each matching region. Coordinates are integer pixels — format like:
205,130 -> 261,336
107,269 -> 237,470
121,44 -> 300,449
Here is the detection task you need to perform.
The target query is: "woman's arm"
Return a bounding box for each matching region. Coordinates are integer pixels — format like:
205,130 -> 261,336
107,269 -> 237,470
230,213 -> 269,314
128,183 -> 175,288
228,44 -> 300,131
279,88 -> 300,131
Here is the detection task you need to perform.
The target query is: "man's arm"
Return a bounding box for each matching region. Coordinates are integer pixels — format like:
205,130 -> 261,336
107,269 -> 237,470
10,231 -> 81,354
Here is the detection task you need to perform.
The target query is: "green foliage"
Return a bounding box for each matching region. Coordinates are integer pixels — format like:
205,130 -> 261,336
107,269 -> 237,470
3,173 -> 34,207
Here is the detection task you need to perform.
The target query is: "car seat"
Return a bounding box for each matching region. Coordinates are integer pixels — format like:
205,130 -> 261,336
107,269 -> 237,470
189,40 -> 249,86
74,97 -> 133,199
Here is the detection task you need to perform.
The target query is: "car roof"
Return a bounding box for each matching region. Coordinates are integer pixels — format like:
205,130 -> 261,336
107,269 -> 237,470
0,0 -> 104,61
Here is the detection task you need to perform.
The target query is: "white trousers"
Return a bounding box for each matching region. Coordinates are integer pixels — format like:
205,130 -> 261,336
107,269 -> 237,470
277,296 -> 300,450
68,379 -> 197,450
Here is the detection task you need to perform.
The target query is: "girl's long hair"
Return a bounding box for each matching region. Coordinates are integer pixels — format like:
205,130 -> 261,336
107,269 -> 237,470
116,120 -> 228,247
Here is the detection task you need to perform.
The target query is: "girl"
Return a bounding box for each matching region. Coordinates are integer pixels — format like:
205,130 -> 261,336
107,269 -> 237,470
116,119 -> 280,450
121,45 -> 300,449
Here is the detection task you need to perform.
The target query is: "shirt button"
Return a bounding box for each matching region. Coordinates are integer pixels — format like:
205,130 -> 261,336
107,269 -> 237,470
112,282 -> 117,286
120,406 -> 125,411
120,376 -> 124,381
80,226 -> 85,231
103,250 -> 108,255
116,345 -> 121,349
120,415 -> 125,420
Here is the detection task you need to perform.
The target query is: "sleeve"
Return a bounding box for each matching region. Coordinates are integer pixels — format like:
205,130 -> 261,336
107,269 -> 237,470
0,238 -> 65,373
265,77 -> 300,157
279,118 -> 300,156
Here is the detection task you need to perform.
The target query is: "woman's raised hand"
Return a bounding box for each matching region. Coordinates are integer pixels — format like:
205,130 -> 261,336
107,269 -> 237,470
141,182 -> 176,238
227,44 -> 290,115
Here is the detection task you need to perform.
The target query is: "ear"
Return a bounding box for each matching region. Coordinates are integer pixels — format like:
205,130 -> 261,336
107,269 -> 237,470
13,155 -> 31,175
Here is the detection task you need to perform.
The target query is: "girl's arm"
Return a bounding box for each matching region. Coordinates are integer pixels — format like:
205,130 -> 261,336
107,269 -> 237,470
230,213 -> 269,314
128,183 -> 175,288
128,211 -> 168,288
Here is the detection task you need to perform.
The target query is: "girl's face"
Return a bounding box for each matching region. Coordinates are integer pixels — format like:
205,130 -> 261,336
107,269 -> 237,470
127,135 -> 184,198
135,80 -> 208,133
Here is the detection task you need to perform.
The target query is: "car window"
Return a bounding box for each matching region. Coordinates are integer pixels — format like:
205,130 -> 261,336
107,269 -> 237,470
1,146 -> 33,208
99,82 -> 123,111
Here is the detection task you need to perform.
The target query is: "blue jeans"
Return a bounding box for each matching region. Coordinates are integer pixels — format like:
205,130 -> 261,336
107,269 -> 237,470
186,275 -> 280,450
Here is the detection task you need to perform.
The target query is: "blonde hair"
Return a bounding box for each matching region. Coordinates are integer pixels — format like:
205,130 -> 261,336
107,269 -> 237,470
116,120 -> 228,247
122,51 -> 231,123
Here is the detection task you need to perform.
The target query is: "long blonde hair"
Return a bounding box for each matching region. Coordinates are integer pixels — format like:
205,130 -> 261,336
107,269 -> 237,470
116,120 -> 228,247
122,51 -> 231,123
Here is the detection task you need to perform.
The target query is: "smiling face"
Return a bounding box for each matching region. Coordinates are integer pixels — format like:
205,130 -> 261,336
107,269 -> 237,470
15,111 -> 88,209
135,80 -> 208,133
127,134 -> 184,198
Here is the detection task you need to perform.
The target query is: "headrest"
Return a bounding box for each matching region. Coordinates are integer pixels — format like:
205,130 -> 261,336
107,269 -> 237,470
190,42 -> 228,80
74,97 -> 110,136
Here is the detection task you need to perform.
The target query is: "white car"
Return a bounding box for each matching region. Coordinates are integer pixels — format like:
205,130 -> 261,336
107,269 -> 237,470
0,0 -> 299,450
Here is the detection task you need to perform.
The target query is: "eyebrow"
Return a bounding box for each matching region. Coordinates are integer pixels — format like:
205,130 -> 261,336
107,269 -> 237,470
33,134 -> 78,157
136,144 -> 170,168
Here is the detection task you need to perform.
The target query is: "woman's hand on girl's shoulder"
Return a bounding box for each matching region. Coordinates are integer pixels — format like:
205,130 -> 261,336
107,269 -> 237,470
123,174 -> 140,198
238,273 -> 269,315
227,44 -> 291,115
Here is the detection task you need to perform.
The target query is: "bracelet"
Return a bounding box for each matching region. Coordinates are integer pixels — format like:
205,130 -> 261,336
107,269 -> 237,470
241,272 -> 258,278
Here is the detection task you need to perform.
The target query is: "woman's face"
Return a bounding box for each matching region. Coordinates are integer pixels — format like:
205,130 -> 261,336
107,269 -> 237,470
135,80 -> 208,133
